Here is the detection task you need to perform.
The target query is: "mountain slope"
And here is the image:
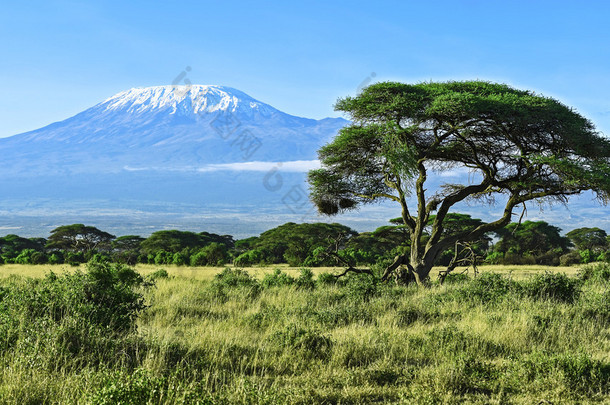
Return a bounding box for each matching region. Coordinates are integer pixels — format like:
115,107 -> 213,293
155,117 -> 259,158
0,85 -> 348,175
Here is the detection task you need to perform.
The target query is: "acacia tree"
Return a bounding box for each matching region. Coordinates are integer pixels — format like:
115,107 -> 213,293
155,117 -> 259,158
566,227 -> 608,252
308,81 -> 610,285
46,224 -> 115,253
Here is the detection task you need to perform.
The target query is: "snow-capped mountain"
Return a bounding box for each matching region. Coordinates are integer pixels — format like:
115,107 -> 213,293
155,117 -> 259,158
0,85 -> 359,237
0,85 -> 348,175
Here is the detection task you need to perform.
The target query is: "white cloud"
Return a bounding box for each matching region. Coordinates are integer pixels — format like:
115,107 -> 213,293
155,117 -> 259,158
197,160 -> 321,173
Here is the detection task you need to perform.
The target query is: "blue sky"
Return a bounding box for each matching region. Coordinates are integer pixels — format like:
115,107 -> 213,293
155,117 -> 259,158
1,0 -> 610,138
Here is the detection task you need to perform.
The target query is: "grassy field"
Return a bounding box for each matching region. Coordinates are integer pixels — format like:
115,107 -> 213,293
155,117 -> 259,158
0,263 -> 581,280
0,262 -> 607,403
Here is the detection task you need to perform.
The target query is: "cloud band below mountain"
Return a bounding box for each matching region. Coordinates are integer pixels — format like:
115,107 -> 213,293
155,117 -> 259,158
123,160 -> 321,173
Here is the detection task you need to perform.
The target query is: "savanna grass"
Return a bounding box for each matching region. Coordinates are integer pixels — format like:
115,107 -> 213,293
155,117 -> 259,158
0,264 -> 608,403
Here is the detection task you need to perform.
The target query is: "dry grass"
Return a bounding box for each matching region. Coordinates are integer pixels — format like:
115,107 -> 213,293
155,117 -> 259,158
0,262 -> 583,280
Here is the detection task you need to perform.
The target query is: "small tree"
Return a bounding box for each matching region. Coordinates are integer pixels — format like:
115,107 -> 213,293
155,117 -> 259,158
309,81 -> 610,285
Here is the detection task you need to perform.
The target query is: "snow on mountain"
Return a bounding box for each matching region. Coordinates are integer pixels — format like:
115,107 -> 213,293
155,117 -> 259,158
102,85 -> 278,117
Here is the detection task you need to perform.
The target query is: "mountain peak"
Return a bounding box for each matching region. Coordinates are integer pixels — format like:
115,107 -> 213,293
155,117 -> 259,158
101,85 -> 278,116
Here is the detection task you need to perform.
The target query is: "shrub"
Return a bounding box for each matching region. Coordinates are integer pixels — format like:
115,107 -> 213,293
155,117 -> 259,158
580,249 -> 594,264
317,272 -> 338,286
579,262 -> 610,284
0,261 -> 149,369
443,272 -> 470,284
522,272 -> 580,303
580,291 -> 610,324
88,253 -> 110,264
189,250 -> 207,266
342,272 -> 378,301
453,272 -> 519,304
154,251 -> 172,265
199,243 -> 229,266
295,268 -> 315,290
261,268 -> 295,288
560,251 -> 582,266
208,268 -> 261,300
270,324 -> 333,359
14,249 -> 36,264
213,268 -> 258,288
147,268 -> 169,281
65,251 -> 85,265
89,369 -> 166,405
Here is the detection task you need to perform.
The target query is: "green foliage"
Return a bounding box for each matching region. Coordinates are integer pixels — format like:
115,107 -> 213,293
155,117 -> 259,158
295,268 -> 315,290
0,262 -> 148,379
580,248 -> 593,264
443,272 -> 470,284
341,272 -> 378,301
566,227 -> 608,252
261,268 -> 295,288
46,224 -> 115,253
493,221 -> 570,265
0,234 -> 47,261
140,230 -> 232,255
452,272 -> 519,304
522,272 -> 580,303
213,268 -> 258,288
209,268 -> 261,300
270,324 -> 333,359
197,242 -> 229,266
560,251 -> 582,266
2,266 -> 610,403
309,80 -> 610,282
316,272 -> 338,286
233,248 -> 265,267
250,222 -> 358,265
579,262 -> 610,284
90,369 -> 166,405
146,268 -> 169,281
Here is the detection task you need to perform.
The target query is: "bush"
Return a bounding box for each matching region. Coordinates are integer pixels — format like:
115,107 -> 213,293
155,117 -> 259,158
560,251 -> 582,266
0,261 -> 149,369
443,272 -> 470,284
579,262 -> 610,284
342,272 -> 378,301
65,251 -> 85,265
270,324 -> 333,359
147,268 -> 169,281
317,272 -> 338,286
454,272 -> 519,304
154,251 -> 172,265
261,269 -> 295,288
213,268 -> 258,288
295,268 -> 315,290
89,369 -> 166,405
522,272 -> 580,303
485,251 -> 503,265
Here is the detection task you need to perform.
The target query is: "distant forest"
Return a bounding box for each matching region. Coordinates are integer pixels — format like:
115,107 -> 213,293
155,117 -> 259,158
1,215 -> 607,269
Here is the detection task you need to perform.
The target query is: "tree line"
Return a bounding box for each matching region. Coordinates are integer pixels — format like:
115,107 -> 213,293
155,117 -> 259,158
1,218 -> 608,268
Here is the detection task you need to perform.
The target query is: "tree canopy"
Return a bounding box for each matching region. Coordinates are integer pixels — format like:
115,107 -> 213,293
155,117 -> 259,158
46,224 -> 115,253
566,227 -> 608,252
309,81 -> 610,284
